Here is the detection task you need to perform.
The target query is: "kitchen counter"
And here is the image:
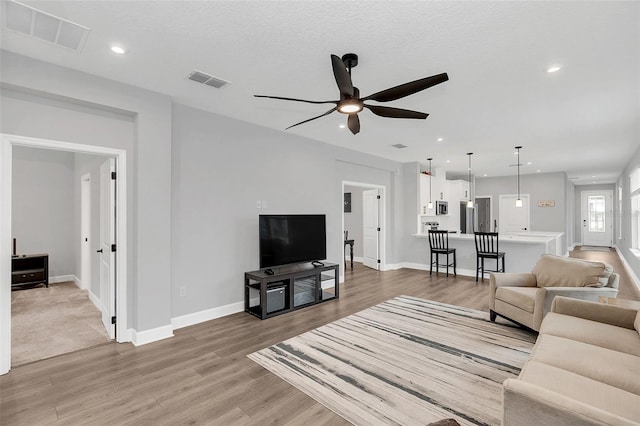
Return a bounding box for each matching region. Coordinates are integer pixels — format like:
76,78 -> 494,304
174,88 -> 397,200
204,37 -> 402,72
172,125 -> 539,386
413,231 -> 565,278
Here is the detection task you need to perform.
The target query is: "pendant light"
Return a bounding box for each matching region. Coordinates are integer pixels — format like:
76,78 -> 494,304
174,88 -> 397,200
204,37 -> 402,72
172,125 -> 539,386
515,146 -> 523,207
466,152 -> 474,208
427,157 -> 433,209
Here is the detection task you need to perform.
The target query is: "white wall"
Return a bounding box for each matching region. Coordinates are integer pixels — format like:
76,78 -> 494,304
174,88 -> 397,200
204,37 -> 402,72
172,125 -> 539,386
343,185 -> 365,258
11,146 -> 75,278
1,50 -> 171,333
617,144 -> 640,284
170,104 -> 404,317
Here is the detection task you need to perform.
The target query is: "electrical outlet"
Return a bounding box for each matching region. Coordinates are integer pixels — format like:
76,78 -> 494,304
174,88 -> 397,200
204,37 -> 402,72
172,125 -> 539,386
179,286 -> 186,297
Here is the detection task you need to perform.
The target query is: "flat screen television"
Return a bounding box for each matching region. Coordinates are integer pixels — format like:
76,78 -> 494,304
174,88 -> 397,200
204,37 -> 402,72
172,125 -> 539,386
259,214 -> 326,268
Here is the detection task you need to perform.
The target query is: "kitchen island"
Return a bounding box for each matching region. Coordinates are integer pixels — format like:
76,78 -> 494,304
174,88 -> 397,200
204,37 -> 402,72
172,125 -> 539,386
413,231 -> 565,278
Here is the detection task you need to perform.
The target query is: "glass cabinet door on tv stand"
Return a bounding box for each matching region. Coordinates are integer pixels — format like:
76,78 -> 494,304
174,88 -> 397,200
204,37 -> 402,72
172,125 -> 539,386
244,262 -> 338,320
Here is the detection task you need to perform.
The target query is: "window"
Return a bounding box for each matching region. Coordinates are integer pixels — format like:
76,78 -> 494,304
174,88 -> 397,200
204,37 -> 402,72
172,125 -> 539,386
587,195 -> 606,233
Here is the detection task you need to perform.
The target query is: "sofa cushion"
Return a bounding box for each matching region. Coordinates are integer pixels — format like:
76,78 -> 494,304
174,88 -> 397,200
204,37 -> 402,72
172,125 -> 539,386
495,287 -> 538,313
518,360 -> 640,421
530,334 -> 640,395
540,312 -> 640,356
532,254 -> 611,288
635,311 -> 640,337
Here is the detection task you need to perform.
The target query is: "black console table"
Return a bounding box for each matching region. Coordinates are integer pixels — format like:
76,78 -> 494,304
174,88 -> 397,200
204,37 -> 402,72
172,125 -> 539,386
12,254 -> 49,289
245,262 -> 339,320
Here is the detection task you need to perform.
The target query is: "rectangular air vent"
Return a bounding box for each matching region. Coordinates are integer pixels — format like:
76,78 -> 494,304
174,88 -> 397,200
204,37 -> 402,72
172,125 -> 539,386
188,70 -> 230,89
392,144 -> 408,149
4,1 -> 90,51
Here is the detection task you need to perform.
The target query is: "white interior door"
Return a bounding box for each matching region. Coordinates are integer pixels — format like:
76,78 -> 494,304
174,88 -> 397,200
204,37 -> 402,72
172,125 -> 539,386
80,174 -> 91,290
99,159 -> 116,339
581,190 -> 613,247
362,189 -> 380,270
499,194 -> 530,233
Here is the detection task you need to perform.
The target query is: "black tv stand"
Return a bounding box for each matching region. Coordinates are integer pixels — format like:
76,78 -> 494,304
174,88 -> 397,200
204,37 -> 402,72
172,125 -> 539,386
245,262 -> 339,320
311,260 -> 324,267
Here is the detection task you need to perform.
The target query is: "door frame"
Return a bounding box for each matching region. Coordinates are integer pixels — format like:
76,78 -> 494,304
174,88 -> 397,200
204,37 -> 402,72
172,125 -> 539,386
474,195 -> 493,232
580,190 -> 613,247
1,133 -> 129,375
341,181 -> 386,276
80,173 -> 91,291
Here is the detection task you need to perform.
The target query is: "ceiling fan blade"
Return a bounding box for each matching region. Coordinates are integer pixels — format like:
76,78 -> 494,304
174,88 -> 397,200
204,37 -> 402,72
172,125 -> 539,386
285,107 -> 337,130
362,73 -> 449,103
347,114 -> 360,135
364,104 -> 428,119
331,54 -> 354,98
254,95 -> 338,105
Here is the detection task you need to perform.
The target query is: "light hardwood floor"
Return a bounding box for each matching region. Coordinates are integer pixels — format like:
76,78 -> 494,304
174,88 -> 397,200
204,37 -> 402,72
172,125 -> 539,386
1,249 -> 637,425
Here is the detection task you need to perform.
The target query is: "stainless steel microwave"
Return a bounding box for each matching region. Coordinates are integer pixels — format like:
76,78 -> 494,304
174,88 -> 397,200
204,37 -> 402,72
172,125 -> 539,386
436,201 -> 448,215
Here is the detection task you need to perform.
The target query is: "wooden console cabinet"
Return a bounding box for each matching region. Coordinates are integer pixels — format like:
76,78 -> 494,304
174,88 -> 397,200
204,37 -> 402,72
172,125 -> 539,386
12,254 -> 49,289
244,262 -> 339,320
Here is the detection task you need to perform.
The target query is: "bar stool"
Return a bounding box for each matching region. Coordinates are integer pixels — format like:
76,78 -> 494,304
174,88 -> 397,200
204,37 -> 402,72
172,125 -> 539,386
474,232 -> 505,281
428,230 -> 456,277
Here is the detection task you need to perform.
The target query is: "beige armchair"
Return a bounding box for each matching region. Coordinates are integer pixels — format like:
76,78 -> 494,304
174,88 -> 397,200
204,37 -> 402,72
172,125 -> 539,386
489,254 -> 619,331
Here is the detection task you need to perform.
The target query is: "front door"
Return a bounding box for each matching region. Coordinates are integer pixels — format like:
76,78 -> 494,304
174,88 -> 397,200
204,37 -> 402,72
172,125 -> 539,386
362,189 -> 380,270
581,190 -> 613,247
99,159 -> 116,339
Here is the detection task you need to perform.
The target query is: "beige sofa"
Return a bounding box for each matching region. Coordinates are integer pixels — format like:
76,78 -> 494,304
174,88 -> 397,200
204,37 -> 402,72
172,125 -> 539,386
503,296 -> 640,425
490,254 -> 619,331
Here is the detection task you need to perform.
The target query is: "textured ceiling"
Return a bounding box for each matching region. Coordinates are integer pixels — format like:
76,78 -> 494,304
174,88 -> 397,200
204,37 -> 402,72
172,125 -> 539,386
1,1 -> 638,184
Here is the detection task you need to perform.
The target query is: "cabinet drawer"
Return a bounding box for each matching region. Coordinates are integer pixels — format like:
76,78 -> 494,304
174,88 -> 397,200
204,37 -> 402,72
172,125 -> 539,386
12,270 -> 45,284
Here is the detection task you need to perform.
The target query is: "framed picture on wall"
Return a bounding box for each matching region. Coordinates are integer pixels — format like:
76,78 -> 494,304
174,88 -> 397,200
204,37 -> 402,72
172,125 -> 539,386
344,192 -> 352,213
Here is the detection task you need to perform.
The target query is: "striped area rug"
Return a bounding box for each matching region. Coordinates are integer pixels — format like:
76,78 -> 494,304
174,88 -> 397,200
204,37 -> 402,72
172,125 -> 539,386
248,296 -> 536,426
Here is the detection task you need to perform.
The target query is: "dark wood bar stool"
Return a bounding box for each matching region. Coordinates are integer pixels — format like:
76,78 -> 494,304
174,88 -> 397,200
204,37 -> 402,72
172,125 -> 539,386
428,230 -> 456,277
474,232 -> 505,281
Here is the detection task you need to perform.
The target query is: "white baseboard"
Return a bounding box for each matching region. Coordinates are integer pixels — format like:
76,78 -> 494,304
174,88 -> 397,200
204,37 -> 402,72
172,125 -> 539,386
398,262 -> 480,279
171,301 -> 244,330
614,247 -> 640,290
49,274 -> 76,284
130,325 -> 174,346
88,290 -> 101,311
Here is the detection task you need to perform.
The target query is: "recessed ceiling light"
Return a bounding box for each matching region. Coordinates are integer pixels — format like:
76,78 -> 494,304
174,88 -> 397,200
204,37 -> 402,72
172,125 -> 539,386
526,162 -> 532,165
592,181 -> 596,184
110,45 -> 127,54
436,137 -> 444,142
547,65 -> 561,73
483,174 -> 488,177
536,169 -> 542,173
338,124 -> 346,129
591,175 -> 596,178
445,160 -> 451,163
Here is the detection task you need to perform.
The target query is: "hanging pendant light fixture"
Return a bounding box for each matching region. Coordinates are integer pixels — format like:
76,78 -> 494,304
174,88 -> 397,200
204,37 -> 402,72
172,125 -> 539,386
515,146 -> 523,208
427,157 -> 433,209
467,152 -> 474,208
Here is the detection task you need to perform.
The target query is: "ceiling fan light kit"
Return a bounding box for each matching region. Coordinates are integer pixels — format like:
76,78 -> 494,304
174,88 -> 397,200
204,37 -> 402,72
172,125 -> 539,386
255,53 -> 448,135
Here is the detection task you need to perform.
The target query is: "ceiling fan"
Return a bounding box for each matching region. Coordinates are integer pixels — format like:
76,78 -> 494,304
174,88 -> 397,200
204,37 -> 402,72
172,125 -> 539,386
255,53 -> 448,135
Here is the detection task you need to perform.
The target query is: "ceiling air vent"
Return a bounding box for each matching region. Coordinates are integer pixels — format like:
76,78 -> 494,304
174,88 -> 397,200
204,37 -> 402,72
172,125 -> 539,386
187,70 -> 230,89
392,144 -> 408,149
3,0 -> 90,52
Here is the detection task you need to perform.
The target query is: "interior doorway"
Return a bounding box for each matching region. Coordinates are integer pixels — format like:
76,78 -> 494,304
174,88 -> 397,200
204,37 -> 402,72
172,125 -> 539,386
1,133 -> 129,375
581,190 -> 613,247
475,196 -> 493,232
341,181 -> 386,279
499,194 -> 530,233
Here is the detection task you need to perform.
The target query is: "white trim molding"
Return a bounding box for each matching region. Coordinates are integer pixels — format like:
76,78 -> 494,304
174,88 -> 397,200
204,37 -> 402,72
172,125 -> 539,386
172,301 -> 244,330
1,133 -> 129,375
130,325 -> 174,346
49,275 -> 78,285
